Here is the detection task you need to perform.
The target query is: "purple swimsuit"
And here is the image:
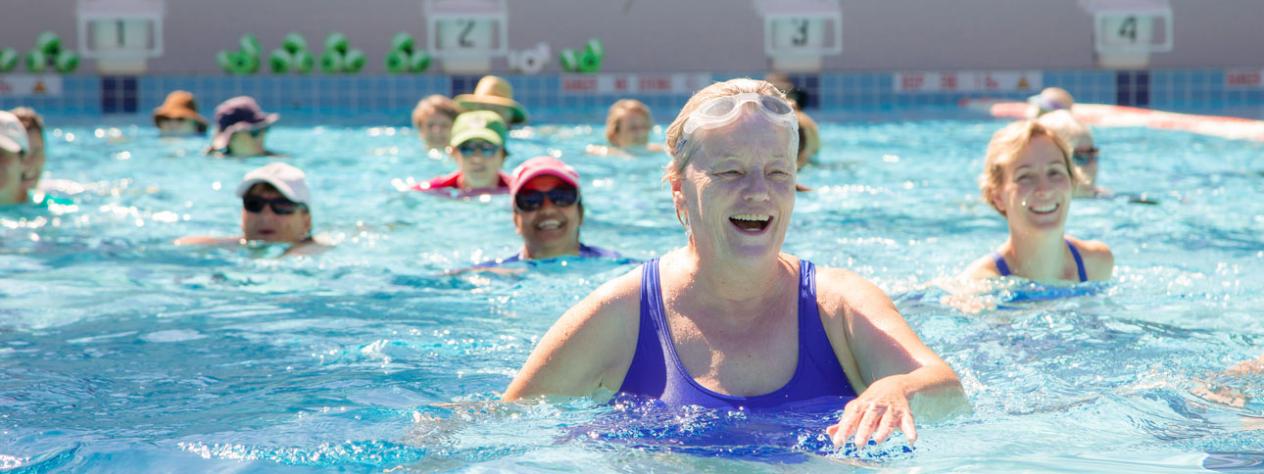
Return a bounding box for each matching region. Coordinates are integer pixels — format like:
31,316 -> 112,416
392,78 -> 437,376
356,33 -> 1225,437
617,258 -> 858,410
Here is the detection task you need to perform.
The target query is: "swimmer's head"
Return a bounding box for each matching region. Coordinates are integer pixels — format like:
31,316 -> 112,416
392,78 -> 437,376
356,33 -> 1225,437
0,111 -> 28,204
979,120 -> 1078,216
1037,110 -> 1099,191
795,111 -> 820,170
449,111 -> 509,190
605,99 -> 653,148
235,163 -> 312,243
1026,87 -> 1075,119
454,75 -> 526,125
212,96 -> 278,156
153,90 -> 209,136
664,78 -> 798,184
412,94 -> 462,150
10,107 -> 44,195
510,156 -> 584,260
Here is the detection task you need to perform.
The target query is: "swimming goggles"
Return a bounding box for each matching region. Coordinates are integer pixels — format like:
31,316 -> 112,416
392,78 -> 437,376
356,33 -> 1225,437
677,93 -> 797,151
243,196 -> 304,215
514,186 -> 578,212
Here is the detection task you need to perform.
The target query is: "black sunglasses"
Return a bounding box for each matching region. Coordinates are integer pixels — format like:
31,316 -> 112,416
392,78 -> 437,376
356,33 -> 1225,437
514,186 -> 578,212
1072,147 -> 1099,166
232,128 -> 266,139
243,196 -> 304,215
458,141 -> 500,156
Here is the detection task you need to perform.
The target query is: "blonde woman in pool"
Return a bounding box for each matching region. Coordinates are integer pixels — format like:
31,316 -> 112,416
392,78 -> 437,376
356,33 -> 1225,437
962,120 -> 1113,283
507,79 -> 967,450
587,99 -> 665,156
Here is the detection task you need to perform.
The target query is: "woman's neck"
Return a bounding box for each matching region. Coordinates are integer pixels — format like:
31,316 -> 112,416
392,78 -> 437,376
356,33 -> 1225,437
1004,228 -> 1069,282
672,248 -> 796,320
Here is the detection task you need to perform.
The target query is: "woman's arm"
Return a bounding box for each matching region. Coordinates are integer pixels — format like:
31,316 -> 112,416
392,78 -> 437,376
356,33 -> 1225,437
817,267 -> 970,447
502,269 -> 641,401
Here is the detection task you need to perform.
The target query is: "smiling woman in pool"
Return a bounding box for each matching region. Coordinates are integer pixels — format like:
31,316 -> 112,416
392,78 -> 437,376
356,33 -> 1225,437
504,78 -> 967,449
963,120 -> 1113,283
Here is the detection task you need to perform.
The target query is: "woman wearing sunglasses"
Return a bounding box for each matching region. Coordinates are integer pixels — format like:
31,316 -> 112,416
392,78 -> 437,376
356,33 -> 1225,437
503,79 -> 967,450
207,96 -> 281,157
1037,110 -> 1108,198
176,163 -> 323,255
963,120 -> 1113,282
413,111 -> 511,197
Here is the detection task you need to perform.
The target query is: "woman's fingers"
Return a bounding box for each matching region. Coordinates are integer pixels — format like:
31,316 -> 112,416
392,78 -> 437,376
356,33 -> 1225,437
830,400 -> 862,447
900,410 -> 918,445
832,399 -> 920,449
852,402 -> 884,448
870,407 -> 897,444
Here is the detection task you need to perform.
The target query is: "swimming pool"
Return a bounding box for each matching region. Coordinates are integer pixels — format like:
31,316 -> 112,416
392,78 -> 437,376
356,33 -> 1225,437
2,109 -> 1262,471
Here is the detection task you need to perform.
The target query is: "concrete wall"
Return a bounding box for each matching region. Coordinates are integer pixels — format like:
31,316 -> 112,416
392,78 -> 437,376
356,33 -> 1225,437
1,0 -> 1262,74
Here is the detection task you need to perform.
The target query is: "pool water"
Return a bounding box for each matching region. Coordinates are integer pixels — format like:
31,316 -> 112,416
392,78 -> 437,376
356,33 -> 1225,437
2,111 -> 1263,471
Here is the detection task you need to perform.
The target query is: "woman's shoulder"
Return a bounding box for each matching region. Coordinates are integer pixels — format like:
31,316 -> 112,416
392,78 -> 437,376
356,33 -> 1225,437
961,253 -> 1003,280
1066,236 -> 1114,279
559,264 -> 645,336
811,264 -> 897,319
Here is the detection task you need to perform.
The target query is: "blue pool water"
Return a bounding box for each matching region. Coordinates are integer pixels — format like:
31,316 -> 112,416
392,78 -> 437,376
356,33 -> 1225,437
2,109 -> 1263,471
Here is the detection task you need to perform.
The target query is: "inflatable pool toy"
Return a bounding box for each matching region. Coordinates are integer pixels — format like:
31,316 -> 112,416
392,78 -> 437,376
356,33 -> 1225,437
961,98 -> 1264,142
269,33 -> 313,74
579,39 -> 603,73
385,32 -> 429,74
217,34 -> 263,75
320,49 -> 344,74
559,38 -> 604,74
508,42 -> 549,74
0,48 -> 18,73
19,31 -> 79,74
25,49 -> 46,73
292,50 -> 314,74
319,33 -> 365,74
269,49 -> 293,73
282,33 -> 307,56
53,51 -> 78,74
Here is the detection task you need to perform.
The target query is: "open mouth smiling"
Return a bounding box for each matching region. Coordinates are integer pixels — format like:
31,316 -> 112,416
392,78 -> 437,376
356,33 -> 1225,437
730,213 -> 773,232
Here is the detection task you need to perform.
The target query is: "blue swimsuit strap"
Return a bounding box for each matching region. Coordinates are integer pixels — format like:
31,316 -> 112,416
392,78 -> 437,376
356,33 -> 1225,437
994,240 -> 1087,282
1066,240 -> 1087,282
993,253 -> 1012,277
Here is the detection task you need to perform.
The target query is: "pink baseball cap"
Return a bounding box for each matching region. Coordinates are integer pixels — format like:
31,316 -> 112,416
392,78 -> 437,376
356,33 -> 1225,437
510,156 -> 580,196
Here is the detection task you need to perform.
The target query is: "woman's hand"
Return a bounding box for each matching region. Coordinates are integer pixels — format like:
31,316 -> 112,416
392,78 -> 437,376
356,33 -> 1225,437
826,375 -> 916,448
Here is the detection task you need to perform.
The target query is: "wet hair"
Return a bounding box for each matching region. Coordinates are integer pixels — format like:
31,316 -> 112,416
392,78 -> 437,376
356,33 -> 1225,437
604,99 -> 652,146
663,78 -> 795,183
411,95 -> 462,129
10,107 -> 45,143
979,120 -> 1078,215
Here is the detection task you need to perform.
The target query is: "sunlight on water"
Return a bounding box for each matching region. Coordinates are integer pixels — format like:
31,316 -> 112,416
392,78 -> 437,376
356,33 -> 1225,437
1,113 -> 1262,471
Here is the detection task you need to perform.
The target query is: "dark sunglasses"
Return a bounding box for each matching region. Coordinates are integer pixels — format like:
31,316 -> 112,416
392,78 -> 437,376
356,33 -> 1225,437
1072,147 -> 1099,166
514,186 -> 578,212
232,128 -> 266,139
458,141 -> 500,156
243,196 -> 304,215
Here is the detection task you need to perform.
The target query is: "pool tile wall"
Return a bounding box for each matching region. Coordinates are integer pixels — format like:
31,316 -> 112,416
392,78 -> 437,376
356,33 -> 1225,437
0,67 -> 1260,122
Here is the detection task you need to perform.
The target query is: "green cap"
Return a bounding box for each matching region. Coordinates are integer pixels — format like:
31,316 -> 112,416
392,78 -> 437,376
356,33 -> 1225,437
449,110 -> 508,148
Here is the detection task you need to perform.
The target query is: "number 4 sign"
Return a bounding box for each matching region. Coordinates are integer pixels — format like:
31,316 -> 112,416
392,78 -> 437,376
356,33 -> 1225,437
1081,0 -> 1173,54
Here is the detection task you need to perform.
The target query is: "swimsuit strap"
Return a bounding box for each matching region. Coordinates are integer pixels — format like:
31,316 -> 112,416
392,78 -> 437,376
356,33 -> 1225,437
993,253 -> 1012,277
1066,240 -> 1087,282
996,244 -> 1086,282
